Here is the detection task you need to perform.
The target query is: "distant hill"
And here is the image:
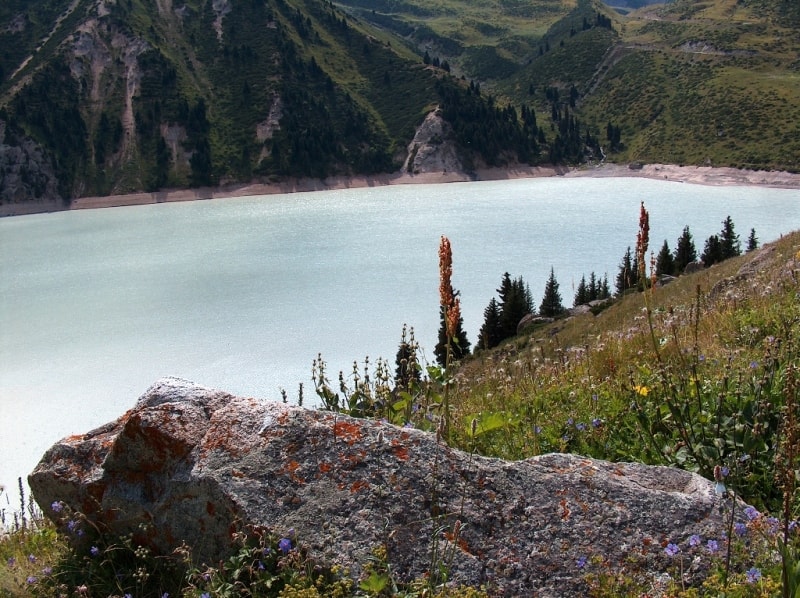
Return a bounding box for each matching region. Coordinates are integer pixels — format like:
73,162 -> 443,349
0,0 -> 798,208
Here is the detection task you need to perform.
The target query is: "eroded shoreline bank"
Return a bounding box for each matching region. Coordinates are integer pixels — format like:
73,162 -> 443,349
2,163 -> 798,217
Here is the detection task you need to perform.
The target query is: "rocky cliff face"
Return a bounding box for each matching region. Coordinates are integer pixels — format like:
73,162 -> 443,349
403,109 -> 464,175
29,377 -> 738,595
0,120 -> 62,213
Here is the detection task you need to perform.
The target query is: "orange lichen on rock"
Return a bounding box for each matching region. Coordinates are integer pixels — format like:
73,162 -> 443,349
333,420 -> 363,445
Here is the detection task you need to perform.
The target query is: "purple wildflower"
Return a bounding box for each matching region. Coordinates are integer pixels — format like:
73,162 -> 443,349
42,567 -> 53,575
533,425 -> 542,434
706,539 -> 719,553
50,501 -> 63,513
720,466 -> 730,477
576,422 -> 586,431
744,506 -> 760,521
201,594 -> 211,598
746,567 -> 762,584
576,555 -> 587,569
734,522 -> 747,537
27,554 -> 36,563
278,538 -> 292,554
26,576 -> 36,584
592,418 -> 602,428
689,534 -> 701,547
90,546 -> 100,557
665,543 -> 680,557
7,557 -> 15,567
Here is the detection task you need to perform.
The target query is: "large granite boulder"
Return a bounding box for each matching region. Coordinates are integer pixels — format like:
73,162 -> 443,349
31,377 -> 731,596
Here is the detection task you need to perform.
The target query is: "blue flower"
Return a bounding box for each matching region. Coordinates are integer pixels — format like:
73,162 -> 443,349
591,418 -> 602,428
664,543 -> 680,557
720,466 -> 730,477
26,576 -> 36,584
566,417 -> 574,426
744,506 -> 760,520
706,539 -> 719,553
42,567 -> 53,575
27,554 -> 36,563
746,567 -> 762,584
7,557 -> 15,567
591,394 -> 598,402
201,593 -> 211,598
576,555 -> 587,568
575,422 -> 586,431
689,534 -> 701,547
734,522 -> 747,537
90,546 -> 100,557
50,501 -> 63,513
533,425 -> 542,435
278,538 -> 292,554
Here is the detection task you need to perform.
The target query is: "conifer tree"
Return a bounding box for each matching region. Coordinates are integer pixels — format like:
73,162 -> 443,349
394,324 -> 420,391
497,273 -> 533,339
540,267 -> 565,317
674,226 -> 697,273
615,246 -> 638,295
477,297 -> 503,350
747,228 -> 758,252
655,239 -> 675,277
574,275 -> 589,307
599,274 -> 611,299
719,216 -> 741,259
701,234 -> 723,266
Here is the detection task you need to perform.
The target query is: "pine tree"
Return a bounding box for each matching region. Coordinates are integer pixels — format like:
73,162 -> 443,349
574,275 -> 589,307
701,234 -> 723,266
615,246 -> 638,295
674,226 -> 697,273
599,274 -> 611,299
477,297 -> 503,350
498,274 -> 533,340
719,216 -> 741,259
394,324 -> 420,391
747,228 -> 758,252
539,267 -> 565,317
655,239 -> 675,277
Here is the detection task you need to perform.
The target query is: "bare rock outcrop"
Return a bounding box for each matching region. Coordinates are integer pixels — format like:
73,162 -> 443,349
30,377 -> 732,596
403,109 -> 464,175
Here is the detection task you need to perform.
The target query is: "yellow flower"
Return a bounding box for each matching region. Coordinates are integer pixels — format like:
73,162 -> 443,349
634,384 -> 650,397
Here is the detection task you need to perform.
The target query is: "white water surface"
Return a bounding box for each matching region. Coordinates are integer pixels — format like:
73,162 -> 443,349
1,176 -> 798,508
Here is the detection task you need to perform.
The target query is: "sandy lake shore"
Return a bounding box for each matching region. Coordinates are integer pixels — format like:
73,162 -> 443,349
2,163 -> 798,216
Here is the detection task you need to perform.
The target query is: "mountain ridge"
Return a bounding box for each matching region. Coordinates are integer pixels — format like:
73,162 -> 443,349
0,0 -> 798,210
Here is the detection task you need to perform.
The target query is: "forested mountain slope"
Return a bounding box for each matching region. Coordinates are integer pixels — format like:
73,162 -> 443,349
0,0 -> 798,209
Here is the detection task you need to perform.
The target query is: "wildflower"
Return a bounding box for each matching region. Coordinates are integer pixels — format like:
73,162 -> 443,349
745,567 -> 762,584
257,560 -> 265,570
664,543 -> 680,557
162,593 -> 169,598
706,539 -> 719,553
90,546 -> 100,557
576,422 -> 586,431
51,501 -> 63,513
26,576 -> 37,584
533,425 -> 542,434
7,557 -> 15,567
734,522 -> 747,537
766,517 -> 780,535
633,384 -> 649,397
28,554 -> 36,563
592,418 -> 602,428
698,354 -> 706,362
689,534 -> 701,547
744,506 -> 760,520
201,594 -> 211,598
591,393 -> 598,402
278,538 -> 292,554
720,466 -> 730,477
576,555 -> 587,569
42,567 -> 53,575
749,361 -> 758,369
567,417 -> 574,426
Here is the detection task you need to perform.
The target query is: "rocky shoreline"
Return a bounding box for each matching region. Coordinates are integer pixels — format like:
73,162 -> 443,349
1,163 -> 798,217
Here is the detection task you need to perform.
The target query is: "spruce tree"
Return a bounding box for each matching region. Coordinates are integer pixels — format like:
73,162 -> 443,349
655,240 -> 675,277
599,274 -> 611,299
719,216 -> 741,259
674,226 -> 697,273
701,234 -> 723,266
477,297 -> 503,350
574,275 -> 589,307
615,247 -> 637,295
394,324 -> 420,391
498,274 -> 533,340
747,228 -> 758,252
539,267 -> 565,317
